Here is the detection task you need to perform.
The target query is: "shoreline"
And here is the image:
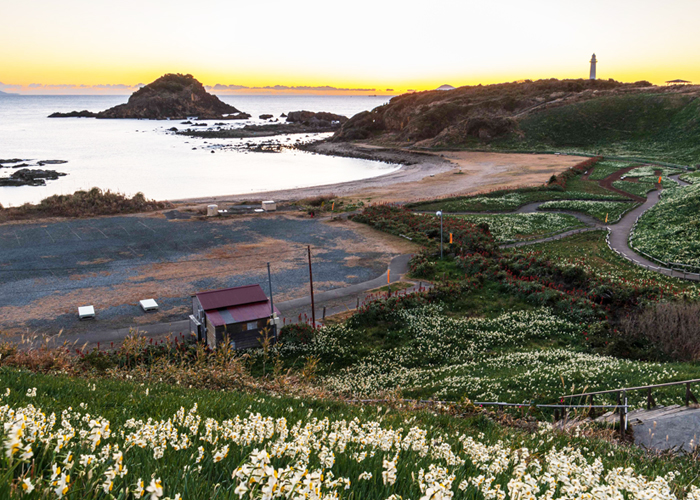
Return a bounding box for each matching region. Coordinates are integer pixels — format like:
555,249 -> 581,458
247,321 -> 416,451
171,141 -> 453,205
172,141 -> 588,206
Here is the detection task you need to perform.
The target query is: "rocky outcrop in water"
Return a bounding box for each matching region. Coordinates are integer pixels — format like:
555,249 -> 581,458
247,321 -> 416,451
0,169 -> 67,186
48,110 -> 97,118
286,111 -> 348,128
49,74 -> 250,120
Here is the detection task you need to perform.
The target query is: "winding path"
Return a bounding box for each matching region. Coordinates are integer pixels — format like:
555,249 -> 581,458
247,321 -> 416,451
433,173 -> 700,281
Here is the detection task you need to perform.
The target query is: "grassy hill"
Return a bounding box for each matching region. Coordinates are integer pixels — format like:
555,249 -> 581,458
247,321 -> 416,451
335,79 -> 700,165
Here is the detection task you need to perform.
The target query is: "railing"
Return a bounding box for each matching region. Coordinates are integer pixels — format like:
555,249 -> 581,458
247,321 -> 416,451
561,378 -> 700,436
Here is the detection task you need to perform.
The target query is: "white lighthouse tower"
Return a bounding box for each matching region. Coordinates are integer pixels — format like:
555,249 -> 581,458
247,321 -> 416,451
590,53 -> 597,80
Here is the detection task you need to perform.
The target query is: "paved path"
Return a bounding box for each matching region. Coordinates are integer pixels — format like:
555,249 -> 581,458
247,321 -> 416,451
26,254 -> 417,349
441,173 -> 700,281
599,405 -> 700,452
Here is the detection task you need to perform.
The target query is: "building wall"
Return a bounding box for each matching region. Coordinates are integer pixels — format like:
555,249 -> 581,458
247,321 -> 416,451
211,318 -> 275,350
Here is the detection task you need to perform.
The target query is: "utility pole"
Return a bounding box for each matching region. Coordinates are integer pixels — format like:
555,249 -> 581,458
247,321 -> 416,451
436,210 -> 443,259
307,246 -> 316,327
267,262 -> 275,336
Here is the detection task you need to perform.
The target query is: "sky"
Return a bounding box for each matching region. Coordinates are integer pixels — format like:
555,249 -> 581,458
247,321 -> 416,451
1,0 -> 699,95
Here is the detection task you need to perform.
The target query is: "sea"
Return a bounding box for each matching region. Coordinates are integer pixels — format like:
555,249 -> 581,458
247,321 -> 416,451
0,94 -> 395,207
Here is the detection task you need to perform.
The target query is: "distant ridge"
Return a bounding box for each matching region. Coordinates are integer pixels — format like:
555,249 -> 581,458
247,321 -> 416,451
436,84 -> 455,91
334,78 -> 700,163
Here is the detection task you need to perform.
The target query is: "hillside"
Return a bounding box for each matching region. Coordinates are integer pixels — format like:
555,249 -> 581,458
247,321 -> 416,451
334,79 -> 700,164
49,73 -> 250,120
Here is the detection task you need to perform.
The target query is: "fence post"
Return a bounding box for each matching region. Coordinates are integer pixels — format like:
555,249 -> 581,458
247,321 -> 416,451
620,391 -> 627,437
647,388 -> 656,410
589,394 -> 596,418
686,383 -> 698,406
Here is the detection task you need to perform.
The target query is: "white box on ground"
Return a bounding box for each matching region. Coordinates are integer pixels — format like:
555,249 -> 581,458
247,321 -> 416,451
207,204 -> 218,217
78,305 -> 95,320
139,299 -> 159,312
262,200 -> 276,211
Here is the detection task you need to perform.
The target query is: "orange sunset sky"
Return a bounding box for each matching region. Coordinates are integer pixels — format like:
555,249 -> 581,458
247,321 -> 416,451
1,0 -> 699,95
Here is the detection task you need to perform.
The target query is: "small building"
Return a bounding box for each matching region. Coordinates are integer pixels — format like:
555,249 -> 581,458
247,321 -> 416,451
190,284 -> 281,349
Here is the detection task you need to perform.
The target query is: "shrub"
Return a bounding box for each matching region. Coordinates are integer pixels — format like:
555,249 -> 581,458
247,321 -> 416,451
0,187 -> 171,221
279,323 -> 315,345
619,302 -> 700,361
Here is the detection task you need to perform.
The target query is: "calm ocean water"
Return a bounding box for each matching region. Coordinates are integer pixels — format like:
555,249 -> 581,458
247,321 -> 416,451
0,95 -> 394,206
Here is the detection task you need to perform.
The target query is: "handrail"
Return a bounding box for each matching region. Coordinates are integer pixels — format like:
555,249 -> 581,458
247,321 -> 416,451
562,378 -> 700,399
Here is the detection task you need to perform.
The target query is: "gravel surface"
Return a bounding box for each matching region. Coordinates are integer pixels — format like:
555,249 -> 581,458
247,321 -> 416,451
0,213 -> 406,334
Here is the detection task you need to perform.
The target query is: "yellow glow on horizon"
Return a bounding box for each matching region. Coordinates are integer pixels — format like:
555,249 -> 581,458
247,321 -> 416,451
3,0 -> 700,95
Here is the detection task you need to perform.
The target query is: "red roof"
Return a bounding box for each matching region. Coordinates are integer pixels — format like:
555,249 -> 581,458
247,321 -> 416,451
196,284 -> 268,311
207,302 -> 281,327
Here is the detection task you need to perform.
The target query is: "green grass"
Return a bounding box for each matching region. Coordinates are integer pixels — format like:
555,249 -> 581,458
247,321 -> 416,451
680,171 -> 700,184
631,183 -> 700,267
453,212 -> 585,242
4,368 -> 700,499
522,230 -> 700,295
413,186 -> 627,213
538,200 -> 639,223
587,160 -> 637,181
612,179 -> 656,198
495,93 -> 700,164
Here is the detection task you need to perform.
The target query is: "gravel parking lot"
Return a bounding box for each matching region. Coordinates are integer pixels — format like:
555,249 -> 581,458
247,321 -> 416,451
0,211 -> 414,335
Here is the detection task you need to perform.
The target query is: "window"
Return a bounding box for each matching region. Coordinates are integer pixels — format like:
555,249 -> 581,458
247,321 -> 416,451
246,321 -> 257,331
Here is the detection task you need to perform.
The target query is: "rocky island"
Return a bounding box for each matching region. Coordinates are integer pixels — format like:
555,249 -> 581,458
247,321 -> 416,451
49,73 -> 250,120
177,110 -> 348,139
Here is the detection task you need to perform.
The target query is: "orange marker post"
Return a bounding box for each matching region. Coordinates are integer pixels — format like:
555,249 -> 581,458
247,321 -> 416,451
450,233 -> 453,244
658,176 -> 662,184
605,213 -> 608,223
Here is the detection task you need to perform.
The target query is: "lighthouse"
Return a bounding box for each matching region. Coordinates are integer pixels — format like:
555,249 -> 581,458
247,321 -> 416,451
590,53 -> 597,80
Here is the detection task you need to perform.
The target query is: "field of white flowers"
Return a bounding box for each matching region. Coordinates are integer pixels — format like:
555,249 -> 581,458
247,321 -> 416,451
455,213 -> 584,243
4,384 -> 700,500
539,200 -> 637,223
269,305 -> 685,406
587,161 -> 636,181
631,182 -> 700,267
680,171 -> 700,184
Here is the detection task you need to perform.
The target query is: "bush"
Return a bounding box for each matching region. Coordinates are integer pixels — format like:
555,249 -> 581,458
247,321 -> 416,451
279,323 -> 315,345
0,187 -> 171,221
619,302 -> 700,361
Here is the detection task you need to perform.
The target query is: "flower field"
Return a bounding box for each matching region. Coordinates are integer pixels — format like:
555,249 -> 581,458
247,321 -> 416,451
587,160 -> 637,181
612,180 -> 656,198
3,369 -> 700,500
625,166 -> 682,178
631,182 -> 700,267
454,213 -> 585,243
680,171 -> 700,184
538,200 -> 638,223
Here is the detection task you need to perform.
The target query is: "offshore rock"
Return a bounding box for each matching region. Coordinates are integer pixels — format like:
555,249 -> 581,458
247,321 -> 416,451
49,74 -> 248,120
0,168 -> 67,187
285,110 -> 348,129
48,110 -> 98,118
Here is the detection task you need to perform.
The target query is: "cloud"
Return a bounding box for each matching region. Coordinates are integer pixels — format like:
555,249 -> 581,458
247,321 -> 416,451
211,83 -> 377,92
0,81 -> 388,95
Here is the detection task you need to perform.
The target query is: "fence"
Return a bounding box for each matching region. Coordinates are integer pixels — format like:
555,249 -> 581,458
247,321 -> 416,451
561,378 -> 700,436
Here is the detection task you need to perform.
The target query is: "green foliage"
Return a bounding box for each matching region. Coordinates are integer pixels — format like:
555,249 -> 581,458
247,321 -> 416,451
508,93 -> 700,164
0,188 -> 171,221
632,182 -> 700,267
539,200 -> 639,223
587,160 -> 638,180
455,212 -> 585,242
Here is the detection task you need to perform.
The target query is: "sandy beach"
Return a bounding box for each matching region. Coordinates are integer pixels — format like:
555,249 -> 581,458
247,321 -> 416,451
174,142 -> 588,206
